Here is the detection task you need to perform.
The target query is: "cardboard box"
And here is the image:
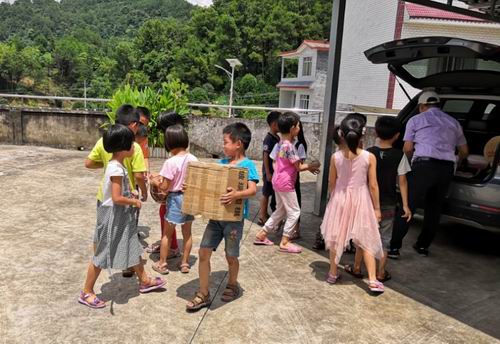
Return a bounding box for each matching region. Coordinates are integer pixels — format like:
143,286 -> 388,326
182,162 -> 248,221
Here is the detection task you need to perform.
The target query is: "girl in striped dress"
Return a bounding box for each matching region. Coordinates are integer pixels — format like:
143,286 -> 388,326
79,124 -> 165,309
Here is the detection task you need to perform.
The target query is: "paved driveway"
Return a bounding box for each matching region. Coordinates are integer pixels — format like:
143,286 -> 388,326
0,145 -> 499,343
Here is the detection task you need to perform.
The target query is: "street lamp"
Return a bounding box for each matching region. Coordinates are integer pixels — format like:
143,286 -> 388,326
215,58 -> 242,117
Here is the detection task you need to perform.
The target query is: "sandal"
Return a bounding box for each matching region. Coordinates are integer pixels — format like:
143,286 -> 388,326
186,291 -> 211,312
344,264 -> 363,279
377,270 -> 392,282
326,273 -> 341,284
122,267 -> 135,278
145,243 -> 160,254
368,280 -> 385,294
254,237 -> 274,246
179,263 -> 190,274
78,291 -> 106,309
139,276 -> 166,293
278,243 -> 302,254
152,262 -> 169,275
221,284 -> 240,302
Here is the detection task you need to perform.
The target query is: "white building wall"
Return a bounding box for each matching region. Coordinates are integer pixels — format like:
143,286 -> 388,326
392,20 -> 500,109
336,0 -> 399,108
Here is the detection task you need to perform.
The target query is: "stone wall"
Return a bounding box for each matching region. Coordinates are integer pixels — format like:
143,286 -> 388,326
0,107 -> 377,161
0,107 -> 106,149
187,115 -> 323,161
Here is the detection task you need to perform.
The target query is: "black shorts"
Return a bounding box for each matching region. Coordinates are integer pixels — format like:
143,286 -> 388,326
262,179 -> 275,197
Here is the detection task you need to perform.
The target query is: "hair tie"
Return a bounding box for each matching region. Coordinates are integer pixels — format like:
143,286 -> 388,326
337,128 -> 343,138
362,127 -> 367,135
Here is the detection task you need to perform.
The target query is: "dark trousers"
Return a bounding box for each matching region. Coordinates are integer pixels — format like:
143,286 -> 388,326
390,160 -> 454,250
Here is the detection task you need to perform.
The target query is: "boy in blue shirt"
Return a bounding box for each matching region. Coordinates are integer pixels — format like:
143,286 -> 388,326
186,123 -> 259,312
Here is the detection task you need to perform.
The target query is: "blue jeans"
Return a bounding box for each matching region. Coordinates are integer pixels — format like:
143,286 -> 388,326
200,220 -> 244,257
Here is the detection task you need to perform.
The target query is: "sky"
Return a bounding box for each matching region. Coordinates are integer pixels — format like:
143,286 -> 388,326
0,0 -> 213,5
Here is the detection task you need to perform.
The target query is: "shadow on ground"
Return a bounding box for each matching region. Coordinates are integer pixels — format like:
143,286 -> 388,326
250,181 -> 500,339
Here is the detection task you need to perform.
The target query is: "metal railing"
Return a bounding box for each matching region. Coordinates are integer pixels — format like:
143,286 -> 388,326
0,93 -> 397,123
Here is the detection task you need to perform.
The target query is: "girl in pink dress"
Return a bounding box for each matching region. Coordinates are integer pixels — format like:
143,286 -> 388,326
320,114 -> 385,293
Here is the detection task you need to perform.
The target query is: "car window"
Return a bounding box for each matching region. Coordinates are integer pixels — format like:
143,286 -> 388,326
442,100 -> 474,121
403,57 -> 500,79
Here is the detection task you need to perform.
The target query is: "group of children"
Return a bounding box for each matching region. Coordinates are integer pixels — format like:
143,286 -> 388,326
80,104 -> 411,310
256,111 -> 412,294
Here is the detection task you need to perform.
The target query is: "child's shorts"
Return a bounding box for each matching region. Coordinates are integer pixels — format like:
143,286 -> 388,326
200,220 -> 244,257
379,206 -> 396,250
262,174 -> 275,197
165,192 -> 194,225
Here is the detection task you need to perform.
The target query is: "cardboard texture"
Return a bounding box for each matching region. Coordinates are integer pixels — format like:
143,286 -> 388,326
182,162 -> 248,221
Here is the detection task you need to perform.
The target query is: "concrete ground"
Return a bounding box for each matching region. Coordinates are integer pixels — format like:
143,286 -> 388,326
0,145 -> 499,344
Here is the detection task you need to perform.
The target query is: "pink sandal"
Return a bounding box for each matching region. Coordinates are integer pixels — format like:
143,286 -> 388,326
139,277 -> 166,293
254,238 -> 274,246
326,273 -> 341,284
78,291 -> 106,309
368,280 -> 385,293
278,244 -> 302,254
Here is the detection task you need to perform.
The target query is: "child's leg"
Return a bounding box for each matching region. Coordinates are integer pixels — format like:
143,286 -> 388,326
158,221 -> 175,267
181,222 -> 193,266
259,195 -> 270,221
160,204 -> 178,251
279,192 -> 301,248
353,246 -> 364,273
132,262 -> 149,285
256,192 -> 286,240
198,248 -> 213,296
329,249 -> 338,276
83,262 -> 102,295
362,249 -> 377,282
378,251 -> 388,279
226,255 -> 239,286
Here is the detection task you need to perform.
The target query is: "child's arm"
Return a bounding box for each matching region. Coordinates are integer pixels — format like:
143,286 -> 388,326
134,173 -> 148,202
85,159 -> 103,169
328,155 -> 337,194
368,153 -> 381,222
398,175 -> 412,222
221,181 -> 257,205
263,152 -> 272,182
111,176 -> 141,208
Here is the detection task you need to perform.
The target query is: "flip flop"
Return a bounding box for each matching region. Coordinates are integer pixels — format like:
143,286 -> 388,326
368,280 -> 385,294
254,238 -> 274,246
78,292 -> 106,309
139,277 -> 166,293
278,244 -> 302,254
344,264 -> 363,279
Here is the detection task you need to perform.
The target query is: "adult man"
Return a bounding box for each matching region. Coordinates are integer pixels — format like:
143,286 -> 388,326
389,91 -> 468,257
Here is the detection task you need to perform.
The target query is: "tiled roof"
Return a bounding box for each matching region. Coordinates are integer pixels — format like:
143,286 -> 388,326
276,80 -> 314,89
406,3 -> 486,22
279,40 -> 329,57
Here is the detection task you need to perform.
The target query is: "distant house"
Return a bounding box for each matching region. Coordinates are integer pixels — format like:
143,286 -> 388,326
278,1 -> 500,112
277,40 -> 329,113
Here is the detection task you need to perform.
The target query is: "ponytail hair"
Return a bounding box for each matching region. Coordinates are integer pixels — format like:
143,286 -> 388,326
340,113 -> 365,154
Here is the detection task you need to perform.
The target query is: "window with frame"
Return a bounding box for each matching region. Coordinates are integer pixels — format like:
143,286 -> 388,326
299,94 -> 310,111
302,57 -> 313,77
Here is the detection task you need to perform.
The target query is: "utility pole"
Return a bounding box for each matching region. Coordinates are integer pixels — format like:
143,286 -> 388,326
84,80 -> 87,109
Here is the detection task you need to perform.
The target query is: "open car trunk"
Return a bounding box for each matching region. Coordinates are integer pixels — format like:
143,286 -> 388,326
364,36 -> 500,92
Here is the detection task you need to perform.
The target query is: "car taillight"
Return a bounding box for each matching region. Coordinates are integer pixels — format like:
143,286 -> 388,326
470,204 -> 500,213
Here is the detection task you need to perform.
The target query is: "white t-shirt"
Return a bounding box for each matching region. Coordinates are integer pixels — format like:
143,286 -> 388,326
101,160 -> 127,207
